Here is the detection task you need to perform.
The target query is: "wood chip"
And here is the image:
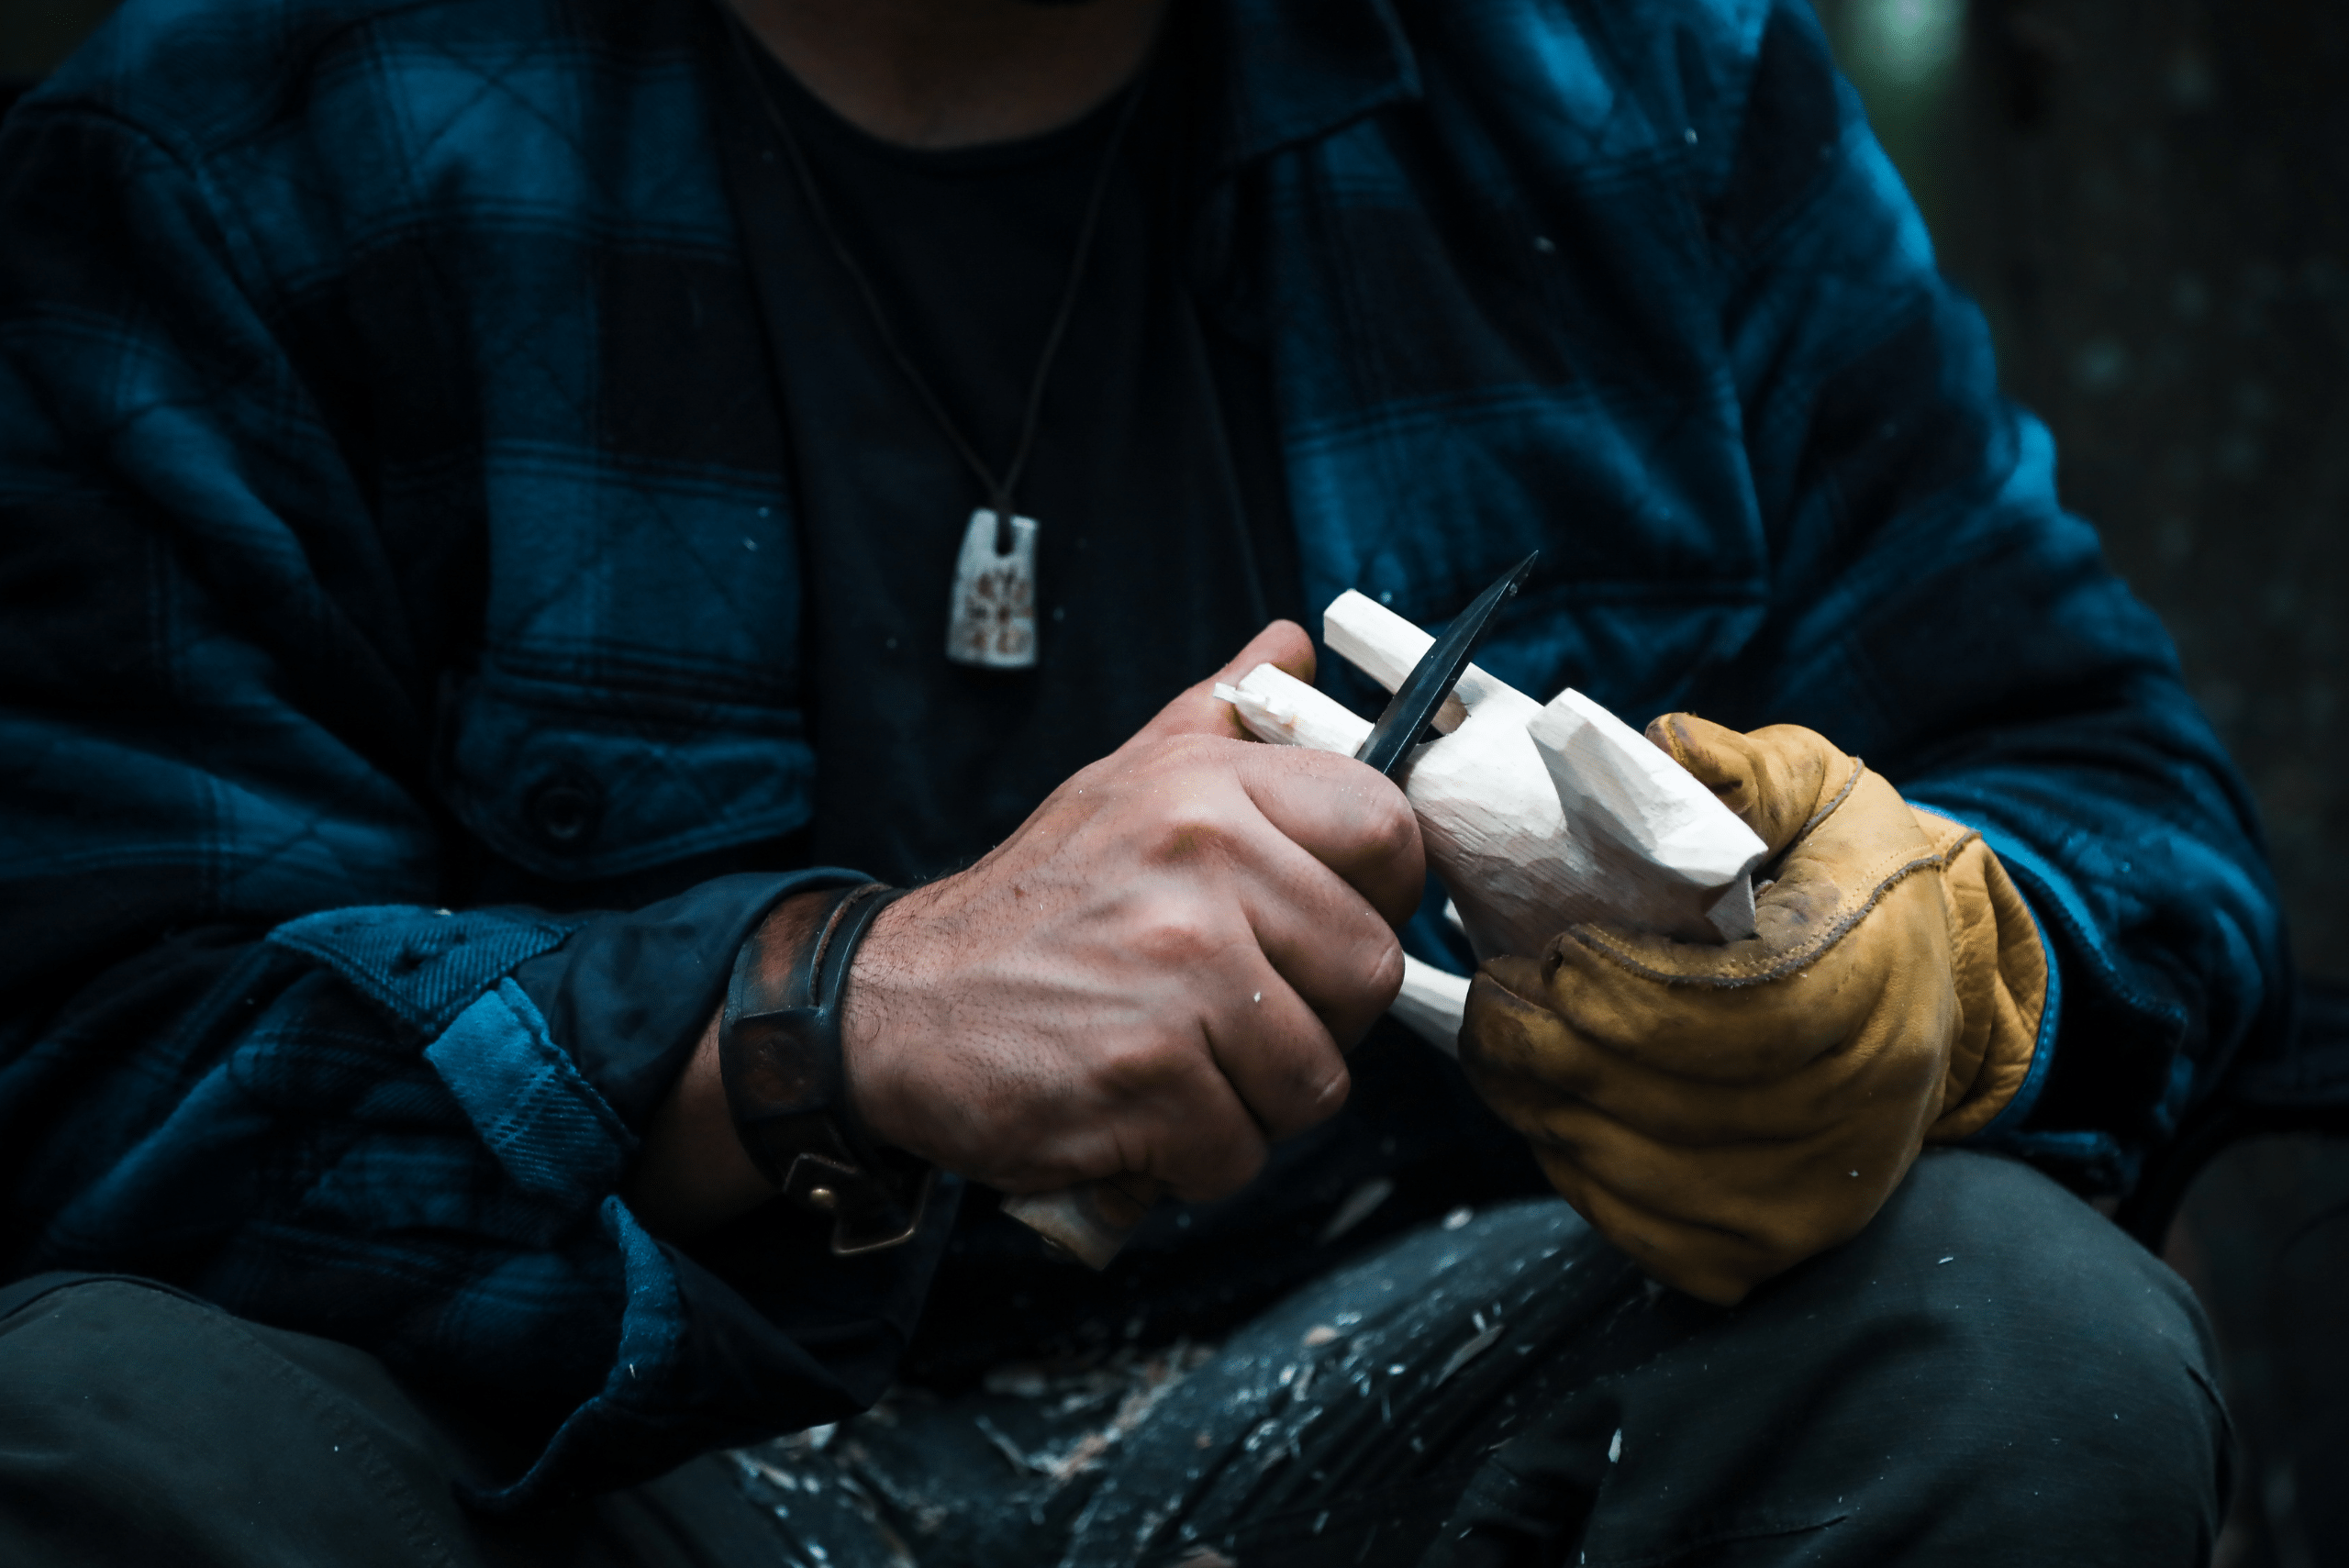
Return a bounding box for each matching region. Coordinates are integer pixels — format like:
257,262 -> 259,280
1434,1323 -> 1505,1387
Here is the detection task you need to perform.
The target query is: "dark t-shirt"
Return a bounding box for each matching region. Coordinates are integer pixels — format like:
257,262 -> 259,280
707,33 -> 1539,1374
737,39 -> 1297,886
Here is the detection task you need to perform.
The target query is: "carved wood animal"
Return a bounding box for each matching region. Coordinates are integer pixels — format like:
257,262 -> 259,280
1218,591 -> 1766,1052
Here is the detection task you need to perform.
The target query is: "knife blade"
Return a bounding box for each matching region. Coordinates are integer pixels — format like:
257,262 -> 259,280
1353,551 -> 1539,777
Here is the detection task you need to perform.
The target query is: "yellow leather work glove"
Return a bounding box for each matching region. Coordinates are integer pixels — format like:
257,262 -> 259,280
1460,714 -> 2049,1306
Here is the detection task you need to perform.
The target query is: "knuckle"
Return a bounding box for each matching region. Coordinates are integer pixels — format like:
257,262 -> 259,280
1146,801 -> 1243,866
1065,753 -> 1115,791
1150,731 -> 1234,774
1089,1030 -> 1200,1101
1127,903 -> 1234,969
1357,786 -> 1420,860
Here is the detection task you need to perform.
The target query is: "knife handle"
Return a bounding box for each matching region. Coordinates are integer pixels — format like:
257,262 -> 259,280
999,1174 -> 1163,1270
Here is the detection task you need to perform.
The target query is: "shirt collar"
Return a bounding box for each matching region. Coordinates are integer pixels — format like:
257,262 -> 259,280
1207,0 -> 1424,171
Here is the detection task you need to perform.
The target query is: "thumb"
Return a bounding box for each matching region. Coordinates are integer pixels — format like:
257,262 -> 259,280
1139,619 -> 1319,741
1642,713 -> 1852,856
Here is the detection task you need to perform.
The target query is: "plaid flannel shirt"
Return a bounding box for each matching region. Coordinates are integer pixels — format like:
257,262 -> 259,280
0,0 -> 2286,1502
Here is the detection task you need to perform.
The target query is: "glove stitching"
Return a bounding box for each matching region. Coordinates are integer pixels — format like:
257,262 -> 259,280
1757,757 -> 1869,881
1567,845 -> 1958,989
1795,756 -> 1868,847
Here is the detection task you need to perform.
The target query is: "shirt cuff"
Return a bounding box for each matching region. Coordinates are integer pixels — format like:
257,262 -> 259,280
460,1181 -> 963,1509
510,868 -> 874,1129
446,867 -> 963,1504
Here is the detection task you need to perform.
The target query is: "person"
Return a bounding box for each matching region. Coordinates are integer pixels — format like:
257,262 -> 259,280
0,0 -> 2282,1562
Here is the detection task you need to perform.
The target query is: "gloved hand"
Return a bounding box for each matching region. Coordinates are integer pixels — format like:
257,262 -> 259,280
1461,714 -> 2048,1305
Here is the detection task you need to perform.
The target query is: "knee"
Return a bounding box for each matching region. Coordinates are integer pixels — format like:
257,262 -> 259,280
0,1273 -> 474,1566
1824,1148 -> 2218,1382
1748,1150 -> 2230,1559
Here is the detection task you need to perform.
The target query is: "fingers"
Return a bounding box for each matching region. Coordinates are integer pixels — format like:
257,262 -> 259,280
1529,1148 -> 1781,1307
1140,619 -> 1318,742
1249,894 -> 1403,1051
995,1054 -> 1275,1204
1084,1038 -> 1276,1201
1087,875 -> 1358,1151
1227,741 -> 1426,925
1098,751 -> 1389,1124
1197,965 -> 1352,1154
1526,1103 -> 1918,1304
1179,738 -> 1419,1043
1245,857 -> 1402,1041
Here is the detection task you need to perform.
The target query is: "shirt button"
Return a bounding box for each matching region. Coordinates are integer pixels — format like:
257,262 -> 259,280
527,775 -> 601,848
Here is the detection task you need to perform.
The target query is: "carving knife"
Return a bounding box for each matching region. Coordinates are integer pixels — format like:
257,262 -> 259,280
1000,552 -> 1540,1267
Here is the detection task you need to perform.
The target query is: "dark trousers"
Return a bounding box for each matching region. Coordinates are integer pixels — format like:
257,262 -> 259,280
0,1151 -> 2227,1566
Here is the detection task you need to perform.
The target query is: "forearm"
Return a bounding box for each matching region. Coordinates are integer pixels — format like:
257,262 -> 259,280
627,887 -> 844,1237
629,1005 -> 768,1234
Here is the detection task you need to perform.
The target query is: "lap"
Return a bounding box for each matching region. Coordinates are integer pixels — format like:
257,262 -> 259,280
0,1273 -> 777,1568
783,1151 -> 2226,1567
0,1151 -> 2228,1568
1497,1148 -> 2230,1567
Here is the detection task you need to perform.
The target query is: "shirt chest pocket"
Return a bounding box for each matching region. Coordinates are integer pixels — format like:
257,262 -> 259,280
434,667 -> 816,884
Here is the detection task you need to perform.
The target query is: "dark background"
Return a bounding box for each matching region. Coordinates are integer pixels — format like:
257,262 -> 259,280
1801,15 -> 2349,1554
6,1 -> 2345,1563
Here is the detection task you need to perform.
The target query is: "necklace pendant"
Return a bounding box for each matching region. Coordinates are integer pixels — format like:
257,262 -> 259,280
945,508 -> 1041,669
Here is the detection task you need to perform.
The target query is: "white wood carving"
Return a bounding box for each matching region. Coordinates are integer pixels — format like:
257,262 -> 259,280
1321,593 -> 1621,957
1221,656 -> 1597,960
1391,954 -> 1470,1057
1215,665 -> 1370,755
1221,589 -> 1768,968
1323,592 -> 1471,734
1524,690 -> 1765,942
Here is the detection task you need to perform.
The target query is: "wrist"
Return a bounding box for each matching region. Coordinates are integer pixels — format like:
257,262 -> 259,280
837,887 -> 932,1158
719,882 -> 935,1254
626,885 -> 932,1242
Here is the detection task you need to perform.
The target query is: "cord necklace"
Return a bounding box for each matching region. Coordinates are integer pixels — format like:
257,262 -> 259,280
722,7 -> 1152,669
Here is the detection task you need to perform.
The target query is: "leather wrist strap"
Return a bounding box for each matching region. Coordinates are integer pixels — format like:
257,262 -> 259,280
719,883 -> 934,1255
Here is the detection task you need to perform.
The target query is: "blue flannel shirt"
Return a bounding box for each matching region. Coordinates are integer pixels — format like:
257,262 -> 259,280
0,0 -> 2287,1504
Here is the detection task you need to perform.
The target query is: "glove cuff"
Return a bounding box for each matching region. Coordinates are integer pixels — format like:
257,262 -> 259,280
1909,807 -> 2050,1140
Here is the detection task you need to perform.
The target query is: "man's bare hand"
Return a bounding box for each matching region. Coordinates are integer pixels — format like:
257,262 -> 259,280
843,621 -> 1423,1203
